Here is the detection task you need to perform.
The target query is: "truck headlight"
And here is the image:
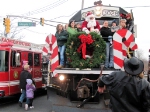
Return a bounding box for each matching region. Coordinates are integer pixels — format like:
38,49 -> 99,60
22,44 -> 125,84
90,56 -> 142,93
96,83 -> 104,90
59,75 -> 65,81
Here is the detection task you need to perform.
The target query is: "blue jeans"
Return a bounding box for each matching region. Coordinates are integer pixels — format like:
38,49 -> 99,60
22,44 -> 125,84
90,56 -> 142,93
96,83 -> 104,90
59,45 -> 66,66
105,42 -> 114,68
19,89 -> 29,104
108,36 -> 112,44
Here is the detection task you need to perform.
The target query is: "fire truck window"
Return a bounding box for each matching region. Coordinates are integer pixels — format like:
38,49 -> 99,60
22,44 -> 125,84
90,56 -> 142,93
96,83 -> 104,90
0,50 -> 9,71
34,54 -> 40,66
11,51 -> 16,67
28,53 -> 33,66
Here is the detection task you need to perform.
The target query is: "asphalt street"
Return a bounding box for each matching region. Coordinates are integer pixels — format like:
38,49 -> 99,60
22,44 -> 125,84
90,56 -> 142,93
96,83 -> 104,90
0,90 -> 50,112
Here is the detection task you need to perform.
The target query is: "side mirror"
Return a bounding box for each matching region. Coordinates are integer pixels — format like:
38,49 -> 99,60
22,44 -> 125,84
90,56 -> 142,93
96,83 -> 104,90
15,53 -> 21,66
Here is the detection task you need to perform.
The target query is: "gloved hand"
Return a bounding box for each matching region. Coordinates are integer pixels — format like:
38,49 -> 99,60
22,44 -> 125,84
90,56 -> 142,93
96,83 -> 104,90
85,29 -> 90,34
94,29 -> 99,33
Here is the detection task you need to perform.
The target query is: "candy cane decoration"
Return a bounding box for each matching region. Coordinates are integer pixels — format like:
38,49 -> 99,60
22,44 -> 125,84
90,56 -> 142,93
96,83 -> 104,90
113,29 -> 135,69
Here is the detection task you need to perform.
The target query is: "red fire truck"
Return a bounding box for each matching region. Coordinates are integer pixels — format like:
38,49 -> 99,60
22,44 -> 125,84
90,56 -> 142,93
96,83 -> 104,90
0,37 -> 46,97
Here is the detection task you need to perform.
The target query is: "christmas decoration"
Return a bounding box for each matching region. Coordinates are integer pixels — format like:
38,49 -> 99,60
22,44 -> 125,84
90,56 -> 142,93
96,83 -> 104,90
81,12 -> 100,34
65,32 -> 106,69
77,34 -> 94,59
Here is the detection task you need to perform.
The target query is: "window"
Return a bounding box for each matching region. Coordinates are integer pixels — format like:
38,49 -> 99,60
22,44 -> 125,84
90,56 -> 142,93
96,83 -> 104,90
34,54 -> 40,66
11,51 -> 16,67
28,53 -> 33,66
0,50 -> 9,71
11,51 -> 21,67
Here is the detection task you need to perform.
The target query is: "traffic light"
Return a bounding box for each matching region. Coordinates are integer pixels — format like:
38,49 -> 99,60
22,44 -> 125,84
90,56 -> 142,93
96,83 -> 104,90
40,18 -> 44,26
3,18 -> 10,33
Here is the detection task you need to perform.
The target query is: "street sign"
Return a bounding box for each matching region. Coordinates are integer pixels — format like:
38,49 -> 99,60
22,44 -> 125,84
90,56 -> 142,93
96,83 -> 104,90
18,22 -> 36,27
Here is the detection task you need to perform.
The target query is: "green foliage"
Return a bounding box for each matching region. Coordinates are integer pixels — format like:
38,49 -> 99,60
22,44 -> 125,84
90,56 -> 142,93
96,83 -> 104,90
65,32 -> 106,69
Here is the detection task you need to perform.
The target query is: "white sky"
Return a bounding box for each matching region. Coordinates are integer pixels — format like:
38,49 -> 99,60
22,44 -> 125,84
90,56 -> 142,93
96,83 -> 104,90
0,0 -> 150,59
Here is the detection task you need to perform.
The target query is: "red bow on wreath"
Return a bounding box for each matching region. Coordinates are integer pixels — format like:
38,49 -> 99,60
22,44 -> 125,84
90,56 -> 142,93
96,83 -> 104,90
77,34 -> 94,59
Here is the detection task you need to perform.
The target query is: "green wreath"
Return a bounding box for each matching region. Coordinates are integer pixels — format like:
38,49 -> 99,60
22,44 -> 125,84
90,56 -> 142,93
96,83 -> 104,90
65,32 -> 106,69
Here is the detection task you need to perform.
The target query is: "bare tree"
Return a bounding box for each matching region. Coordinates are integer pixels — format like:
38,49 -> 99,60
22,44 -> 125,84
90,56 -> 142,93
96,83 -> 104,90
2,18 -> 26,39
136,49 -> 144,60
136,49 -> 149,73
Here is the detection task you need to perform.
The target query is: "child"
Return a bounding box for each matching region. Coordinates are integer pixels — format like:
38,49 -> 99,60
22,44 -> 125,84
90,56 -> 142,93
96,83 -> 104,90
111,21 -> 119,32
25,79 -> 36,110
109,21 -> 119,47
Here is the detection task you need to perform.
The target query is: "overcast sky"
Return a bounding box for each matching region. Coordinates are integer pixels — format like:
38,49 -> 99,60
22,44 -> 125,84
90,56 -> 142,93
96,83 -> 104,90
0,0 -> 149,59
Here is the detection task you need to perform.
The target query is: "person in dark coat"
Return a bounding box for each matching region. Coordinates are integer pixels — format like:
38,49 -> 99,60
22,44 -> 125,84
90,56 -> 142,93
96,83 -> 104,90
18,65 -> 33,107
98,57 -> 150,112
55,24 -> 68,68
100,21 -> 115,69
126,13 -> 134,33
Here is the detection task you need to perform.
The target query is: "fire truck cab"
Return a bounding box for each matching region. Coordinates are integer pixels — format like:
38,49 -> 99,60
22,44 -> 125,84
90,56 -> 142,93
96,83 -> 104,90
0,37 -> 45,97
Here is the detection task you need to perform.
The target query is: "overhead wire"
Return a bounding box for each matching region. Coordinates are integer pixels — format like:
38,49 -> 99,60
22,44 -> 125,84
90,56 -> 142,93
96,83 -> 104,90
7,0 -> 68,35
21,0 -> 68,16
123,6 -> 150,8
9,0 -> 68,23
29,0 -> 68,15
49,10 -> 78,21
25,29 -> 48,35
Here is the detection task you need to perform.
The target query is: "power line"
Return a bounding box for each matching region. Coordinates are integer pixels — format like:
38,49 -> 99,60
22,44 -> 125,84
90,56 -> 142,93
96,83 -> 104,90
21,0 -> 61,16
49,10 -> 78,21
25,29 -> 48,35
21,0 -> 68,16
29,0 -> 68,15
123,6 -> 150,8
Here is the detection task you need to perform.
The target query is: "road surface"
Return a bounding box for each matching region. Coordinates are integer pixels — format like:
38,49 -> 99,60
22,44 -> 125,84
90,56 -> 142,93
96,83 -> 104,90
0,90 -> 50,112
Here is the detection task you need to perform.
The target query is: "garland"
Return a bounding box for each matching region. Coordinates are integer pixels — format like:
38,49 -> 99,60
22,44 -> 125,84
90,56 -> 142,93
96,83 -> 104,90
65,32 -> 106,69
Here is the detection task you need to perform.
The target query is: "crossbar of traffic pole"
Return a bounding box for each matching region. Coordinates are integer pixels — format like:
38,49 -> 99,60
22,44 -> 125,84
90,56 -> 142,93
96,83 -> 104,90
6,15 -> 67,24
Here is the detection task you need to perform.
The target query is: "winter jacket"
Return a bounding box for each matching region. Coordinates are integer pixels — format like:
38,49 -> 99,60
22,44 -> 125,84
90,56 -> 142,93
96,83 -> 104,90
111,26 -> 119,32
99,71 -> 150,112
67,27 -> 77,35
19,70 -> 32,90
55,30 -> 68,47
26,79 -> 36,99
100,27 -> 114,42
126,19 -> 134,33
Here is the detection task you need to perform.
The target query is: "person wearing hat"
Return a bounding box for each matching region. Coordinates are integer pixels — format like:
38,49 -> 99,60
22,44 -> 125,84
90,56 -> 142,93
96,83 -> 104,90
18,65 -> 33,107
81,12 -> 100,34
111,21 -> 119,33
126,13 -> 134,33
98,57 -> 150,112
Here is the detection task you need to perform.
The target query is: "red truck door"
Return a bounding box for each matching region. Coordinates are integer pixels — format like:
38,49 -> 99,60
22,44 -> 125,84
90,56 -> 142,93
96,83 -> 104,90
10,50 -> 22,95
33,53 -> 42,88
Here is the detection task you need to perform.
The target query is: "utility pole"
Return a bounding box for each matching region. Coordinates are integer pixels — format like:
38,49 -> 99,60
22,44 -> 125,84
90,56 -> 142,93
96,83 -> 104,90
81,0 -> 84,9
